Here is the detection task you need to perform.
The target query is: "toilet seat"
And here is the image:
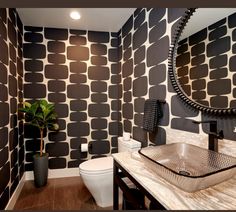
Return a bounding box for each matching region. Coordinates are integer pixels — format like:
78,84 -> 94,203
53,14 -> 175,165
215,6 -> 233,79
79,156 -> 113,175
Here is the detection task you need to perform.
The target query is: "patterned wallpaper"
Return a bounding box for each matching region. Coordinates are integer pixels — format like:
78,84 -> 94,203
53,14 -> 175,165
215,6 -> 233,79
120,8 -> 236,146
0,8 -> 24,209
1,7 -> 236,209
23,27 -> 122,171
176,12 -> 236,109
22,8 -> 236,173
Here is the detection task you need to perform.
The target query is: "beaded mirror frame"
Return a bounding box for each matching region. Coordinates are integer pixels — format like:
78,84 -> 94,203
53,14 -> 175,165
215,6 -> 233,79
168,8 -> 236,115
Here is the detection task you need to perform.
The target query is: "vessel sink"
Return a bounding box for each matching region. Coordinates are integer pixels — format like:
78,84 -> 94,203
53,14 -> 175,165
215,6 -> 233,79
138,143 -> 236,192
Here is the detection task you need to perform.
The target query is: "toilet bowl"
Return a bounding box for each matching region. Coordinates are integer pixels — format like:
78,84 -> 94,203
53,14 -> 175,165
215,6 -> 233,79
79,137 -> 141,207
79,156 -> 114,207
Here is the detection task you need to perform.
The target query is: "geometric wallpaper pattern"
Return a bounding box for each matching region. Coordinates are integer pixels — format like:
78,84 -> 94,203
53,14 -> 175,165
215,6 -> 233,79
23,26 -> 121,171
0,8 -> 24,209
1,7 -> 236,209
120,8 -> 236,145
120,8 -> 199,146
176,12 -> 236,109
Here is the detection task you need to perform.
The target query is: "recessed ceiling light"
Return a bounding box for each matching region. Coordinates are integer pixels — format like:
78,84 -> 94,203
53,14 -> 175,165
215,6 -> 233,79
70,11 -> 81,20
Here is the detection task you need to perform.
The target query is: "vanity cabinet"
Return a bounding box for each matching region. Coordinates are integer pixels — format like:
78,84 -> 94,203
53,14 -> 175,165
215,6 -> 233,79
113,159 -> 165,210
113,151 -> 236,210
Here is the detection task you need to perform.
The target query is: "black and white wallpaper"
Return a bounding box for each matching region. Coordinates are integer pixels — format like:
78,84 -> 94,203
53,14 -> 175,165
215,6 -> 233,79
120,8 -> 236,145
0,8 -> 24,209
23,27 -> 122,171
1,7 -> 236,209
176,12 -> 236,109
120,8 -> 199,145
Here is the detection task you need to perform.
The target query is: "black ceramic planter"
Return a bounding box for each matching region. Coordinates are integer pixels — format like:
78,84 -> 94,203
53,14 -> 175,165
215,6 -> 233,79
33,153 -> 49,187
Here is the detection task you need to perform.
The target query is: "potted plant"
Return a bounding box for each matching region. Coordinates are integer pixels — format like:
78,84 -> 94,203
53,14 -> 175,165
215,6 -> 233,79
19,99 -> 59,187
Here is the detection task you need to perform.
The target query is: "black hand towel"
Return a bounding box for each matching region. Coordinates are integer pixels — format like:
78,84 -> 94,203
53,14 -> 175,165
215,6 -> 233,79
143,99 -> 163,132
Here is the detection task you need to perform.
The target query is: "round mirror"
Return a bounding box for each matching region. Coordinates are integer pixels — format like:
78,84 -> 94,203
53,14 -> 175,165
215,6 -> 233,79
169,8 -> 236,115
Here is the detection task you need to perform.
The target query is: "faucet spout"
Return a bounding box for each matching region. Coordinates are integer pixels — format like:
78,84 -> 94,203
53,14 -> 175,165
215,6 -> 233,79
192,120 -> 224,152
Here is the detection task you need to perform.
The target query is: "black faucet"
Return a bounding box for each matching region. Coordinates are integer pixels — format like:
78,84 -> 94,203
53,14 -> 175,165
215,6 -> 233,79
192,120 -> 224,152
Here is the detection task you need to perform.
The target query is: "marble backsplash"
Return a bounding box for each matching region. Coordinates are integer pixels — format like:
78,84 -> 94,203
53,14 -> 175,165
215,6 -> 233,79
164,128 -> 236,157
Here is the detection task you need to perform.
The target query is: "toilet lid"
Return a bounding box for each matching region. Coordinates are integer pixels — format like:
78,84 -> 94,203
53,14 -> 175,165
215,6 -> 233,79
79,156 -> 113,173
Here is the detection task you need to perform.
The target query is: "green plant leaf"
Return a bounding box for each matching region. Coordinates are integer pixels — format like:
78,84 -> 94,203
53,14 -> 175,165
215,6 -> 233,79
40,99 -> 48,108
25,113 -> 34,122
23,101 -> 32,108
35,113 -> 44,120
48,123 -> 59,131
18,99 -> 59,157
30,101 -> 39,116
19,107 -> 30,113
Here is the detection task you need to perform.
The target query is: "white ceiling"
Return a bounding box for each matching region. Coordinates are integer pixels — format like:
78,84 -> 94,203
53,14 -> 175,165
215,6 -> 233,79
180,8 -> 236,40
16,8 -> 136,32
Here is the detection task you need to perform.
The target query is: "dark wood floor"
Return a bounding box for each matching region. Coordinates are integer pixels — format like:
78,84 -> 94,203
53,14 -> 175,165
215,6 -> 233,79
14,176 -> 113,210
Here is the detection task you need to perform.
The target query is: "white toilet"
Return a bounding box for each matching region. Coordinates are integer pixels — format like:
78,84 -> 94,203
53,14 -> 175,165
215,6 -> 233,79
79,137 -> 141,207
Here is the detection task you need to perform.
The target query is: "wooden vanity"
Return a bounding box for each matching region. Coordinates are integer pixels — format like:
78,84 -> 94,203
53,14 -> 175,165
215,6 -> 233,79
113,151 -> 236,210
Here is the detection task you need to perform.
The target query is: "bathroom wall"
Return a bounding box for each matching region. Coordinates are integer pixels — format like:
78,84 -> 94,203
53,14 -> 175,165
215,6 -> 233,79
176,12 -> 236,109
0,6 -> 234,210
0,7 -> 235,208
23,27 -> 121,171
120,8 -> 236,146
0,8 -> 24,209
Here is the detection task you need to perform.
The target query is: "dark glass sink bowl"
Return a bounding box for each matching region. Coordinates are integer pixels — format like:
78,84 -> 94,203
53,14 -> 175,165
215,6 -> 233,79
138,143 -> 236,192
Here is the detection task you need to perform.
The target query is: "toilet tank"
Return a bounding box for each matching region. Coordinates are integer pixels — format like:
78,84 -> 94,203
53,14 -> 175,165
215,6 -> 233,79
118,137 -> 141,152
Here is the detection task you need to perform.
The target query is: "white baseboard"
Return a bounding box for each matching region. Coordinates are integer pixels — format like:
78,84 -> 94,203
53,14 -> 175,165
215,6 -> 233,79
5,173 -> 26,210
25,167 -> 80,181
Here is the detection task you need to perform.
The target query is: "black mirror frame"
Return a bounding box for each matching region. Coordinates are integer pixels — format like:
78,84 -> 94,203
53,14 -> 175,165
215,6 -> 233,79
168,8 -> 236,116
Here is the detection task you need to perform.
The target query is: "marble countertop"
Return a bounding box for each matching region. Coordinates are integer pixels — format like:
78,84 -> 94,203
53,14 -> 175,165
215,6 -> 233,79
112,151 -> 236,210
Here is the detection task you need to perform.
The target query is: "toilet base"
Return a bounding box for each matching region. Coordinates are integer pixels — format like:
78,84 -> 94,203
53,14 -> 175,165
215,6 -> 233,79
94,189 -> 123,208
